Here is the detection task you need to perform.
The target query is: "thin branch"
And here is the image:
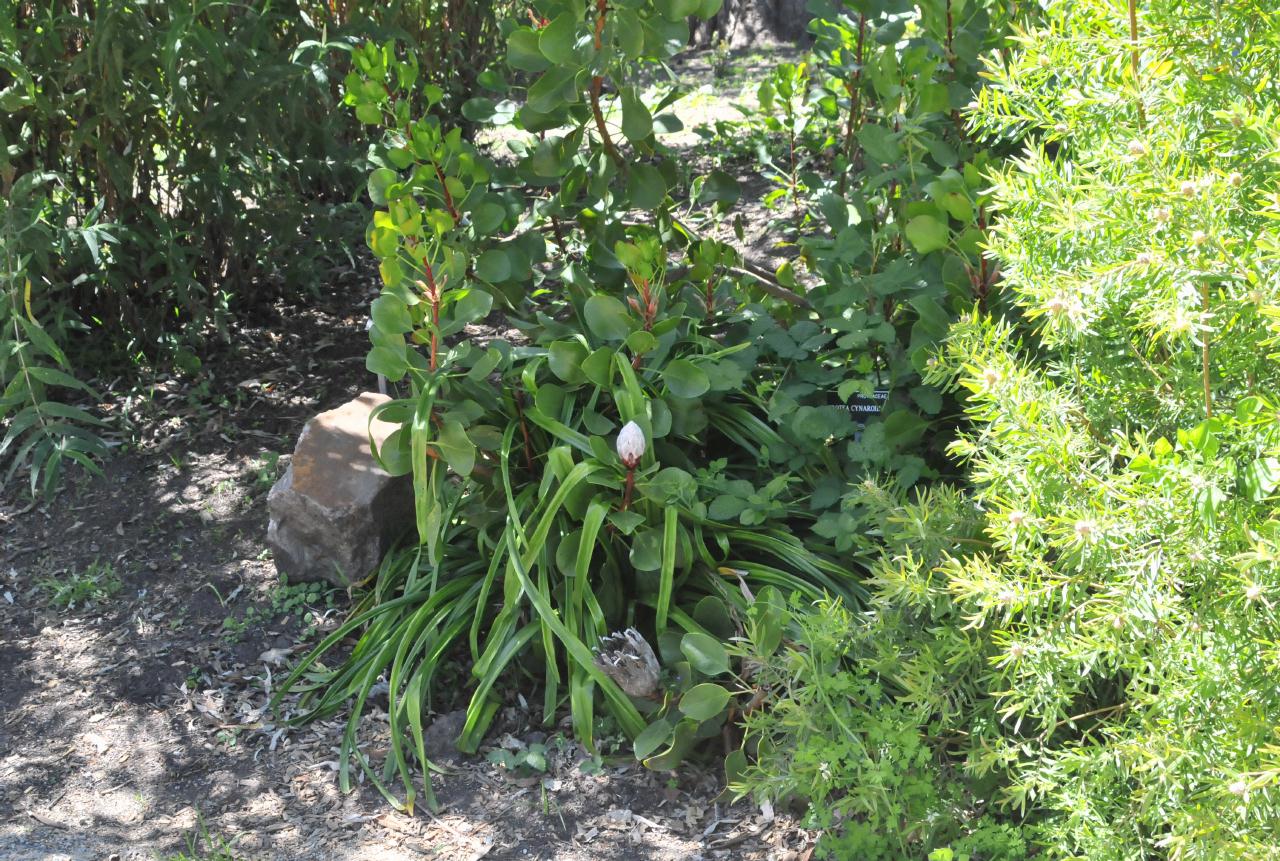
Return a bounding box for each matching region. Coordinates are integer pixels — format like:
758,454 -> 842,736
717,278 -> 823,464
589,0 -> 622,167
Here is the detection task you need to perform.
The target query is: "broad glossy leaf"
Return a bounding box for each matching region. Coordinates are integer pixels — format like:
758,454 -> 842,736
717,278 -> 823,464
663,359 -> 710,398
679,683 -> 730,720
367,345 -> 409,381
630,528 -> 663,572
475,249 -> 512,283
633,719 -> 674,760
905,215 -> 948,254
680,632 -> 729,676
627,163 -> 667,210
371,294 -> 413,334
548,340 -> 589,384
539,13 -> 583,66
507,28 -> 550,72
585,294 -> 633,341
620,87 -> 653,142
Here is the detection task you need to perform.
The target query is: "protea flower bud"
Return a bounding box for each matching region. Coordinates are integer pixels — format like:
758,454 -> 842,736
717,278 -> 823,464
594,628 -> 661,698
616,421 -> 646,469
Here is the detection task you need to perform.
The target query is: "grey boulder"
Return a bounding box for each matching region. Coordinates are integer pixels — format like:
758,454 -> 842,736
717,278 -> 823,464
267,392 -> 413,588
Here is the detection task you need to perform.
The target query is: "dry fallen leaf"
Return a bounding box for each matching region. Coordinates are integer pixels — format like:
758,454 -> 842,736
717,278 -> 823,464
259,647 -> 293,665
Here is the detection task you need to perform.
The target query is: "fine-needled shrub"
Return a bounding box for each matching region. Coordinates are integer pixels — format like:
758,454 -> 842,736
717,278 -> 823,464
738,1 -> 1280,858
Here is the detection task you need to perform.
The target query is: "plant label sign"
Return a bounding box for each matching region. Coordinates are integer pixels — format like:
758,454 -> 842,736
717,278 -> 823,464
838,388 -> 890,424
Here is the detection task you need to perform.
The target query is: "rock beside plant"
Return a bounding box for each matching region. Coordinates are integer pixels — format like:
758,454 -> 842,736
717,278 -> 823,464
267,392 -> 412,588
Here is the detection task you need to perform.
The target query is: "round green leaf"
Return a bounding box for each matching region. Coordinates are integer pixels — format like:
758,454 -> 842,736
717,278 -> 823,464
548,340 -> 588,384
475,249 -> 512,283
368,168 -> 397,206
663,359 -> 710,398
366,345 -> 408,381
625,330 -> 658,355
585,294 -> 633,341
434,420 -> 476,477
507,28 -> 550,73
680,632 -> 729,676
630,528 -> 663,572
620,87 -> 653,143
539,13 -> 583,65
679,683 -> 731,720
371,294 -> 412,335
905,215 -> 949,254
633,719 -> 673,760
696,170 -> 740,207
655,0 -> 701,20
581,347 -> 616,388
627,163 -> 667,211
693,596 -> 735,640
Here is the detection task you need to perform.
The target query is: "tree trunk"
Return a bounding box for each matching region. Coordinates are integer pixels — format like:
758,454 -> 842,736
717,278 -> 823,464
693,0 -> 812,47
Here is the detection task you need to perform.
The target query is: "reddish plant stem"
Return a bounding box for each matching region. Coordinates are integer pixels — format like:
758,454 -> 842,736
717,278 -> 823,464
590,0 -> 621,166
838,13 -> 867,194
621,467 -> 636,511
945,0 -> 954,60
514,389 -> 536,472
628,275 -> 658,368
432,163 -> 460,222
975,204 -> 991,312
422,263 -> 441,371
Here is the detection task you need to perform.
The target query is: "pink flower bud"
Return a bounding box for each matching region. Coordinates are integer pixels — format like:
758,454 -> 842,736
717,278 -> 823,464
616,421 -> 646,468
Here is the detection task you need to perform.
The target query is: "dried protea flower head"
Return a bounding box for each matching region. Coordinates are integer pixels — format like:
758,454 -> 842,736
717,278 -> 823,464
616,421 -> 646,469
593,628 -> 660,699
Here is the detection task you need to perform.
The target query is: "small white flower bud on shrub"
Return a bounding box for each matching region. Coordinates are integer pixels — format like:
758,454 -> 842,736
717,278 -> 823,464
1154,207 -> 1172,223
1229,172 -> 1244,187
616,421 -> 646,468
1230,779 -> 1248,796
1246,583 -> 1263,602
1180,180 -> 1198,198
1009,642 -> 1026,659
1191,230 -> 1208,246
1127,140 -> 1148,157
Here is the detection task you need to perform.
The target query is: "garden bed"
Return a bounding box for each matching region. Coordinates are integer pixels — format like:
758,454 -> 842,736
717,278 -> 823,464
0,277 -> 806,860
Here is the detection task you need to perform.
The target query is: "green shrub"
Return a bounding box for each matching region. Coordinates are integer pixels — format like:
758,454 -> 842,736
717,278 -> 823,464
730,0 -> 1019,514
271,0 -> 1023,813
739,0 -> 1280,858
0,0 -> 513,496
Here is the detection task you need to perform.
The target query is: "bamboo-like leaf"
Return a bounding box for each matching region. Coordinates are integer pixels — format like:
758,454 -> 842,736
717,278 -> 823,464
656,506 -> 678,632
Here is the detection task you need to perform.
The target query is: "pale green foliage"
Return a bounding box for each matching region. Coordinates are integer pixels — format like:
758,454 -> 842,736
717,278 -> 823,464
739,1 -> 1280,858
947,0 -> 1280,855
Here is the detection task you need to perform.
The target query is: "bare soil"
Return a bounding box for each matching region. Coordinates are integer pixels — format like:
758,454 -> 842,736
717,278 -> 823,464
0,274 -> 811,860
